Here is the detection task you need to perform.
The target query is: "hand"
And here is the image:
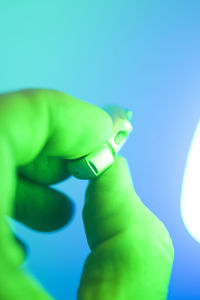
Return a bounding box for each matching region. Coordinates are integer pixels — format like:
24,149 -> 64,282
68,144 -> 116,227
0,89 -> 174,300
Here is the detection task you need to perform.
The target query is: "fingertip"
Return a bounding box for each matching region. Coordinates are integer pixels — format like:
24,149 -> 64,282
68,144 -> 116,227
44,93 -> 114,159
84,155 -> 137,220
87,155 -> 134,195
81,105 -> 114,156
83,155 -> 139,249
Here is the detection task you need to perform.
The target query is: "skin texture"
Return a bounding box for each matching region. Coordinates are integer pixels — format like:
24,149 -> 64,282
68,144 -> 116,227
0,89 -> 174,300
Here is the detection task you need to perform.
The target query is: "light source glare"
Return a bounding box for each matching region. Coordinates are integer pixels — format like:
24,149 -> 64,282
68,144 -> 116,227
181,121 -> 200,242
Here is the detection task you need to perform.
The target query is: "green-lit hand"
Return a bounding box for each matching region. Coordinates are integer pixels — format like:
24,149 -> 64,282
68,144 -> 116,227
0,89 -> 174,300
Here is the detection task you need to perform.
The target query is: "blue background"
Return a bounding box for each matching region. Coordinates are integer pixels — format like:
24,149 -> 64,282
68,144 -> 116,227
0,1 -> 200,299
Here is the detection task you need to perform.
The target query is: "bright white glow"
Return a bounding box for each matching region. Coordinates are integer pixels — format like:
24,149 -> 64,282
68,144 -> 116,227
181,121 -> 200,242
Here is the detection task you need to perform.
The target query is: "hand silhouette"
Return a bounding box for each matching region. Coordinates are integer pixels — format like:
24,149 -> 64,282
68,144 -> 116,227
0,89 -> 174,300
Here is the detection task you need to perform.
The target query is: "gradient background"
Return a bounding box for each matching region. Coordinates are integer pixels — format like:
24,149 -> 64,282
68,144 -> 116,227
0,1 -> 200,299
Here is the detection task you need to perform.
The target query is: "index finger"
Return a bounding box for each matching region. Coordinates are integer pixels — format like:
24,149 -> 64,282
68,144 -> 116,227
0,89 -> 113,164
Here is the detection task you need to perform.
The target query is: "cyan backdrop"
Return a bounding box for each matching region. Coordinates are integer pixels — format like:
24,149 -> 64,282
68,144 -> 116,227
0,1 -> 200,299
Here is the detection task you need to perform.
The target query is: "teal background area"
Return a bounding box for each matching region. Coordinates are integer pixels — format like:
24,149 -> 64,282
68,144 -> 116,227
0,1 -> 200,299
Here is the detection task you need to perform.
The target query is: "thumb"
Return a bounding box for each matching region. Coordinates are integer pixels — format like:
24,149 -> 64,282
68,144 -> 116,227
83,155 -> 140,249
78,156 -> 174,300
